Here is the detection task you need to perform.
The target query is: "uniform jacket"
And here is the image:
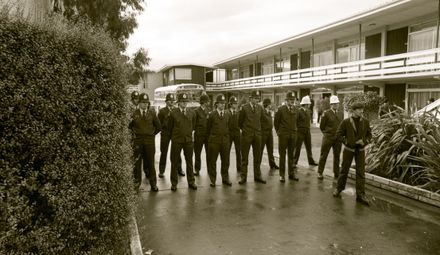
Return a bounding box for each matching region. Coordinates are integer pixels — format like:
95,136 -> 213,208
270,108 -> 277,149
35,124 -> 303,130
274,105 -> 298,136
239,102 -> 263,136
194,106 -> 210,138
158,106 -> 173,136
261,108 -> 273,134
228,108 -> 240,136
169,108 -> 196,143
319,109 -> 342,137
207,110 -> 230,144
129,108 -> 161,136
336,116 -> 372,151
297,107 -> 311,131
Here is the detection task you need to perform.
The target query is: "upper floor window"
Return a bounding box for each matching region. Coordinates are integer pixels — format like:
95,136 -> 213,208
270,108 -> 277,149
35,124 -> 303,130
231,69 -> 239,80
276,56 -> 290,72
409,20 -> 437,52
314,51 -> 333,67
169,70 -> 174,81
336,40 -> 364,63
313,48 -> 333,67
240,66 -> 249,78
262,60 -> 274,75
175,68 -> 192,80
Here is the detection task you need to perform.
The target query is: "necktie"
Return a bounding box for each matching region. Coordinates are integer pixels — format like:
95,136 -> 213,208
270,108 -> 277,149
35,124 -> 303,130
142,111 -> 146,118
220,111 -> 223,117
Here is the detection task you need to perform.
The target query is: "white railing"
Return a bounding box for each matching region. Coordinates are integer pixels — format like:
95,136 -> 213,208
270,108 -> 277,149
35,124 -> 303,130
206,48 -> 440,91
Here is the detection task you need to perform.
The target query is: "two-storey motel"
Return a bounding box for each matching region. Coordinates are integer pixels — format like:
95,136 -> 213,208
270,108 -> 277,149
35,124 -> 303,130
205,0 -> 440,118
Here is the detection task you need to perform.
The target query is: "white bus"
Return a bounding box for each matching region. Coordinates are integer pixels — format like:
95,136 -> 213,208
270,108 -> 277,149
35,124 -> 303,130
153,83 -> 205,110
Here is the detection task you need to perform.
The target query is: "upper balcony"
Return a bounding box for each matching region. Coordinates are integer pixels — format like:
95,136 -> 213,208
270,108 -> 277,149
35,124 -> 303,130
206,48 -> 440,92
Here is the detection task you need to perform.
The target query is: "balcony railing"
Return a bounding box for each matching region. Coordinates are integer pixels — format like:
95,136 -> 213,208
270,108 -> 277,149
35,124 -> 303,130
206,48 -> 440,91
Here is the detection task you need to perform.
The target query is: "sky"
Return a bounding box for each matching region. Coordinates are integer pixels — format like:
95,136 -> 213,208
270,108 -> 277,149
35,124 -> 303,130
126,0 -> 391,71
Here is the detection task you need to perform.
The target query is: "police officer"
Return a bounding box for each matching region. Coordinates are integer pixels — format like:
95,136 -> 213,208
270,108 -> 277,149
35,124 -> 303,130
207,94 -> 232,187
333,102 -> 372,206
274,91 -> 299,182
239,90 -> 266,184
317,95 -> 342,180
130,91 -> 140,109
169,93 -> 197,191
261,98 -> 279,170
228,96 -> 241,173
129,91 -> 151,180
294,95 -> 318,166
129,93 -> 161,192
158,94 -> 184,178
193,93 -> 210,176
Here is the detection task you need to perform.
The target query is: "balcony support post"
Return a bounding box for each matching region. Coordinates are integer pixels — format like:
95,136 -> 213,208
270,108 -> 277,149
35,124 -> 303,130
436,0 -> 440,62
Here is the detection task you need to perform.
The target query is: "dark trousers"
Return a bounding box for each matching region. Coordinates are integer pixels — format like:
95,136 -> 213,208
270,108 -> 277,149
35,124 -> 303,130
336,148 -> 366,196
194,135 -> 208,173
240,133 -> 262,180
229,133 -> 241,172
208,141 -> 230,183
133,137 -> 157,189
278,134 -> 296,177
294,128 -> 315,164
317,136 -> 341,176
159,134 -> 181,174
261,131 -> 277,168
170,141 -> 195,186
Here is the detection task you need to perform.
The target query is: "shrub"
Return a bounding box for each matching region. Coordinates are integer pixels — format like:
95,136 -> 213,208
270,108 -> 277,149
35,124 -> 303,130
343,91 -> 383,120
366,108 -> 440,192
0,12 -> 134,254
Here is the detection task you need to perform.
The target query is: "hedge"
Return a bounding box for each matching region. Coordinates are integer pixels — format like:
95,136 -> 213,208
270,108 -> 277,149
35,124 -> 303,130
0,12 -> 134,254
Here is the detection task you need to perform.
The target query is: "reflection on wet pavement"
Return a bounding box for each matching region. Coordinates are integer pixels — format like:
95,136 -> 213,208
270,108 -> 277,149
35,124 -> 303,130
136,154 -> 440,255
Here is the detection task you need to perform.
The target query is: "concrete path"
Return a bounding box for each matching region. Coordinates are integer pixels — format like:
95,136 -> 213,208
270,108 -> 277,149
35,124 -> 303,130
135,127 -> 440,255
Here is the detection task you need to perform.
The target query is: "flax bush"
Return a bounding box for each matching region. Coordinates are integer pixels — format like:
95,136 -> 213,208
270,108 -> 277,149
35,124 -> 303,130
366,108 -> 440,192
0,12 -> 134,254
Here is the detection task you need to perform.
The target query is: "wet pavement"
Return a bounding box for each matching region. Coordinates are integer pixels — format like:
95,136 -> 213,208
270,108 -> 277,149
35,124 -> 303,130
135,127 -> 440,255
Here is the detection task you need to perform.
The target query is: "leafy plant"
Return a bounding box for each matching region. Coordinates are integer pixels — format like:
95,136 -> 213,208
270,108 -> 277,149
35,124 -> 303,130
343,91 -> 383,120
366,108 -> 440,192
0,12 -> 133,254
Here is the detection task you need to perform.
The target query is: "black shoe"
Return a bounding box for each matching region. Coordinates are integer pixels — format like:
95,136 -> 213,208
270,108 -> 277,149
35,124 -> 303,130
271,165 -> 279,170
222,180 -> 232,186
332,189 -> 341,197
189,183 -> 197,190
254,178 -> 266,184
279,176 -> 285,182
158,173 -> 164,178
356,195 -> 370,206
210,182 -> 216,187
171,185 -> 177,191
151,186 -> 159,192
317,173 -> 324,180
289,175 -> 299,181
178,171 -> 185,176
309,162 -> 318,166
334,173 -> 339,179
238,179 -> 247,185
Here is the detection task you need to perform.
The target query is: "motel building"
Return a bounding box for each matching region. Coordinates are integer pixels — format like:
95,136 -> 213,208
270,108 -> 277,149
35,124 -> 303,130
205,0 -> 440,120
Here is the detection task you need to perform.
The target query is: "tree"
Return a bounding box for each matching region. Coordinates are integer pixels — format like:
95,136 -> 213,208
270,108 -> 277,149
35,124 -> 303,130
61,0 -> 144,49
128,47 -> 151,86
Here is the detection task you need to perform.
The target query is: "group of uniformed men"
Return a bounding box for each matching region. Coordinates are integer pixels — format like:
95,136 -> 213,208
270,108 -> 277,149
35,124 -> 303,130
129,89 -> 372,206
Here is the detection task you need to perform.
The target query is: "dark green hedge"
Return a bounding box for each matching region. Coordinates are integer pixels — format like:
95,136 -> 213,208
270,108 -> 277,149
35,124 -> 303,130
0,13 -> 134,254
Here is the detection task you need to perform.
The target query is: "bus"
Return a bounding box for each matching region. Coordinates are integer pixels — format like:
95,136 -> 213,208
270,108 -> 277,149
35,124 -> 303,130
153,83 -> 205,110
